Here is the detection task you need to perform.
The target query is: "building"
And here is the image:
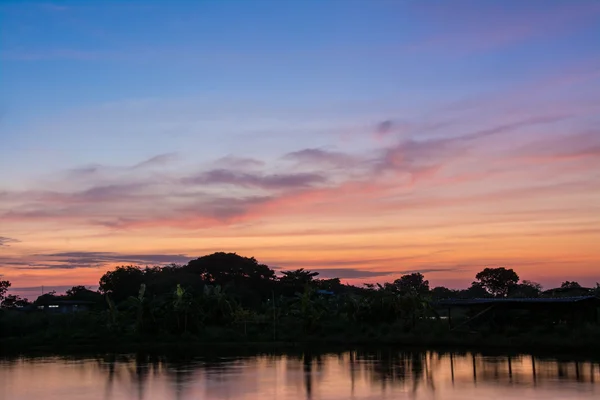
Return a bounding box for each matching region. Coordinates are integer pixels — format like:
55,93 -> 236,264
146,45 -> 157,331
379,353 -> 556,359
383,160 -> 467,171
37,300 -> 95,313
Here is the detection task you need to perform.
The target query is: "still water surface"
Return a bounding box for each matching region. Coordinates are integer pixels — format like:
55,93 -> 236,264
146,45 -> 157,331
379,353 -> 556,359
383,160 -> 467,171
1,350 -> 599,399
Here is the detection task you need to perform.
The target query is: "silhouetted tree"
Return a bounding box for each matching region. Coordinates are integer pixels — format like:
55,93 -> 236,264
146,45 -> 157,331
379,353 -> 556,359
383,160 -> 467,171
509,280 -> 542,298
474,267 -> 519,297
34,291 -> 60,305
185,252 -> 276,285
430,286 -> 458,300
393,273 -> 430,295
315,277 -> 344,293
99,266 -> 146,303
280,269 -> 319,286
184,252 -> 277,308
66,285 -> 104,303
0,280 -> 10,303
1,294 -> 30,308
459,282 -> 490,298
561,281 -> 582,289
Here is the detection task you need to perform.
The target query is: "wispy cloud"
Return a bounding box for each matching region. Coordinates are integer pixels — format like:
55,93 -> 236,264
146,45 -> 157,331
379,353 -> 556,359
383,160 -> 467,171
214,155 -> 265,169
408,1 -> 600,54
3,252 -> 191,270
132,153 -> 178,169
183,169 -> 328,190
284,148 -> 359,168
0,236 -> 19,246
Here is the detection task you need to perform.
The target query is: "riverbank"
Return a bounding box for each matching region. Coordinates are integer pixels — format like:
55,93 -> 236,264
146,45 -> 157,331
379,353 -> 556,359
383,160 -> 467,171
3,327 -> 600,357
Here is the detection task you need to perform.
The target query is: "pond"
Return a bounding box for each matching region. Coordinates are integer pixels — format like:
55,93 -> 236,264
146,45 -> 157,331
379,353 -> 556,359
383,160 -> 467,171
1,349 -> 599,399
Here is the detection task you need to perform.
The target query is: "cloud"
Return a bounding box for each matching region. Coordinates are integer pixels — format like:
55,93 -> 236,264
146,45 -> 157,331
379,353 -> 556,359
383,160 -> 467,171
306,268 -> 396,279
0,98 -> 597,240
10,286 -> 93,298
408,1 -> 600,55
284,148 -> 359,168
511,130 -> 600,163
0,237 -> 19,246
67,153 -> 178,178
183,169 -> 327,190
396,268 -> 463,275
376,120 -> 394,136
214,155 -> 265,169
132,153 -> 178,169
375,113 -> 575,179
6,252 -> 192,270
43,183 -> 150,204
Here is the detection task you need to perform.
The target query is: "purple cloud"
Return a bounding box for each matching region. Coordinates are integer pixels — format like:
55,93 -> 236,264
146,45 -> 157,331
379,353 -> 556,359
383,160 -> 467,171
132,153 -> 178,169
183,169 -> 327,190
284,148 -> 358,168
214,155 -> 265,169
7,252 -> 192,270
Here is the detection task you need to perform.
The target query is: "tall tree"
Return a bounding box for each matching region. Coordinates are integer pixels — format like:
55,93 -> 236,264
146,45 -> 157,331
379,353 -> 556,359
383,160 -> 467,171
474,267 -> 519,297
393,273 -> 430,295
0,280 -> 10,303
99,266 -> 146,303
185,252 -> 276,286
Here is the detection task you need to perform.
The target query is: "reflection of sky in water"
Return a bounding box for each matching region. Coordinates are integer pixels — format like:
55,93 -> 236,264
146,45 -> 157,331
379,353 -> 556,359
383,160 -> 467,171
1,351 -> 599,400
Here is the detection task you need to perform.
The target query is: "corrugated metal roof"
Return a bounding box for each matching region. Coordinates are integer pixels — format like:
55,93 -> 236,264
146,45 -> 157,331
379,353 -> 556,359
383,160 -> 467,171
436,296 -> 600,306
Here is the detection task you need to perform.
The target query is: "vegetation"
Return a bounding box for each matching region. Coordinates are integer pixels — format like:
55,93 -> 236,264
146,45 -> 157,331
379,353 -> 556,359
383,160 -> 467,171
1,253 -> 599,351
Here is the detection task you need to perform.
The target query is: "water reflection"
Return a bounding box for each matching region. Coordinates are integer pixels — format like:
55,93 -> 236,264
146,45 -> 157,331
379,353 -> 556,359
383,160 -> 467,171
1,349 -> 599,400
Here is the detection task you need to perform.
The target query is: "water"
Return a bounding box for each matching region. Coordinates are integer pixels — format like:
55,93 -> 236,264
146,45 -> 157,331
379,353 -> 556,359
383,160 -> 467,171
1,350 -> 599,399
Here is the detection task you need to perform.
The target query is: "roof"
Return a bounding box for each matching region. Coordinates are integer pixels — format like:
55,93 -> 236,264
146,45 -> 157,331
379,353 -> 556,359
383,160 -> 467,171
436,296 -> 600,307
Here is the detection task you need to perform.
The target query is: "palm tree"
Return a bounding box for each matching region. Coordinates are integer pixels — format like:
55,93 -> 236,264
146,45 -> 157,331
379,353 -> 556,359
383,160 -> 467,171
173,284 -> 192,332
128,284 -> 146,334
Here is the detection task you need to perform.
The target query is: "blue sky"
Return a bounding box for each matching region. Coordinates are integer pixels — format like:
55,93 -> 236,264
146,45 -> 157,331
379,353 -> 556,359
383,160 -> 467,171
1,1 -> 600,293
2,1 -> 599,168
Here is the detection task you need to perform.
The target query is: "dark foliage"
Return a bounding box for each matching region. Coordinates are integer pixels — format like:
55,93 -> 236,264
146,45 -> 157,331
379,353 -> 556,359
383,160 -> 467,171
474,267 -> 520,298
1,254 -> 599,349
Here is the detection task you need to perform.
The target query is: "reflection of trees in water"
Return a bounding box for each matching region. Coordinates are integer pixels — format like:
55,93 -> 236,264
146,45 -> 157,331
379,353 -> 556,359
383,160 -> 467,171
357,349 -> 434,395
302,352 -> 325,400
354,350 -> 600,395
453,353 -> 600,387
281,351 -> 328,400
95,353 -> 159,400
4,350 -> 600,399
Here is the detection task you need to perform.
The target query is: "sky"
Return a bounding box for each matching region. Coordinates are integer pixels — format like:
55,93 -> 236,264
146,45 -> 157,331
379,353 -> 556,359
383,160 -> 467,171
1,0 -> 600,298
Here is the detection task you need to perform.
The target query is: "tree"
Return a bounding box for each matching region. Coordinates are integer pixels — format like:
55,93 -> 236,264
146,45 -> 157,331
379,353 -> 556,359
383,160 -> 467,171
99,266 -> 146,303
1,294 -> 30,308
393,273 -> 430,295
185,252 -> 276,286
459,282 -> 490,299
0,280 -> 10,302
66,285 -> 103,303
66,285 -> 88,297
561,281 -> 582,289
509,280 -> 542,298
34,291 -> 59,306
430,286 -> 458,300
474,267 -> 519,297
280,269 -> 319,286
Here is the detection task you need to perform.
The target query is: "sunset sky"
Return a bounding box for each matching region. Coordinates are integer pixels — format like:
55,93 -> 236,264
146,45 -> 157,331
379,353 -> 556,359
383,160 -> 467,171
1,1 -> 600,298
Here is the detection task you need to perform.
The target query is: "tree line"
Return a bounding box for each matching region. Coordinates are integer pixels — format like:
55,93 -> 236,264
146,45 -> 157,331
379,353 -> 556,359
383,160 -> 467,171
0,252 -> 599,345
